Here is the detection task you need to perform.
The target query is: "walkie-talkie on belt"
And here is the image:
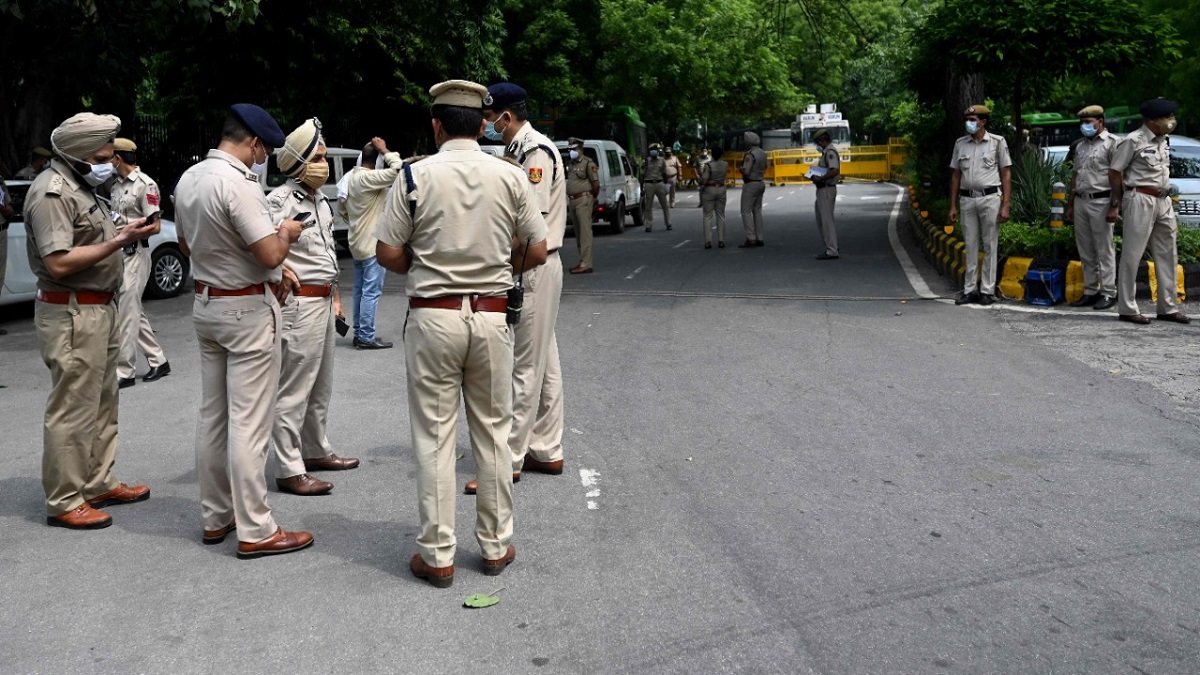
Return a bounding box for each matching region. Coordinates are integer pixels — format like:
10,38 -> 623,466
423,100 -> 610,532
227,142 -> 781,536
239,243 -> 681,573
507,238 -> 531,325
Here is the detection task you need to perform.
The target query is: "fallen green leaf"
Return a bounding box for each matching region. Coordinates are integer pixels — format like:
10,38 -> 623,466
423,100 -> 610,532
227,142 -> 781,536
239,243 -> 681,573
463,587 -> 505,609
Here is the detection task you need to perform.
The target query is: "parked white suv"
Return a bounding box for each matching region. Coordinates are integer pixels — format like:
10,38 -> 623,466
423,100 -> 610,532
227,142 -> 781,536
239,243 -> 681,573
1169,135 -> 1200,228
555,139 -> 643,234
260,146 -> 359,252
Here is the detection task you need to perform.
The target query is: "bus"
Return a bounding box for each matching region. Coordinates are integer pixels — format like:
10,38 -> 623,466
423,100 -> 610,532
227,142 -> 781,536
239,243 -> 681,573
1024,106 -> 1145,146
555,105 -> 648,165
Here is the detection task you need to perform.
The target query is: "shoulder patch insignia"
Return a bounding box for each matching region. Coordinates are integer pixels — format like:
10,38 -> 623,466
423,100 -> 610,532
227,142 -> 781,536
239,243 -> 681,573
528,167 -> 543,184
147,191 -> 160,206
46,175 -> 64,196
293,190 -> 306,201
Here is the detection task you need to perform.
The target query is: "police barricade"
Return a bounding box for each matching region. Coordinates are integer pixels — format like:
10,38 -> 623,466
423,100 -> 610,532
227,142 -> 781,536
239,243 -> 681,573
769,148 -> 820,186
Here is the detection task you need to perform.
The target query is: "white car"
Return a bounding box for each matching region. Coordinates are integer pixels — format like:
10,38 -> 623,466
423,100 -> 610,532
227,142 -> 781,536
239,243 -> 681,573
554,139 -> 644,234
1,180 -> 189,306
260,146 -> 359,252
1169,135 -> 1200,228
1041,145 -> 1070,166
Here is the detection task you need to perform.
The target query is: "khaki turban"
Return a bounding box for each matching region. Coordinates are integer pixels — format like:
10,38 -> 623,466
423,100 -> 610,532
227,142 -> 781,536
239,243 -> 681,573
277,118 -> 324,177
744,131 -> 761,147
51,112 -> 121,162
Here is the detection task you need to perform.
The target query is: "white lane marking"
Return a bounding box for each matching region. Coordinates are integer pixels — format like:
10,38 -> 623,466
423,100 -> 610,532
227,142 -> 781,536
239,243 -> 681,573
789,190 -> 796,195
673,240 -> 689,249
861,196 -> 882,201
570,428 -> 584,434
587,501 -> 599,510
776,196 -> 784,200
887,184 -> 938,300
626,265 -> 647,280
580,468 -> 601,511
585,489 -> 600,498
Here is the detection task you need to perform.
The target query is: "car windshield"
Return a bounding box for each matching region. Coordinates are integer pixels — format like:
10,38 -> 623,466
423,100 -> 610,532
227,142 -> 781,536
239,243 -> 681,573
1171,145 -> 1200,179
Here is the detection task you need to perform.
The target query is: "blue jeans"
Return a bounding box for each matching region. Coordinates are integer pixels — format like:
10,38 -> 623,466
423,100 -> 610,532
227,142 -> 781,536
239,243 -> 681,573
352,256 -> 387,342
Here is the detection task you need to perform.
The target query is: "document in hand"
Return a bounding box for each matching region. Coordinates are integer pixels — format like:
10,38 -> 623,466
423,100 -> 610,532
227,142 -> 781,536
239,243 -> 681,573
805,166 -> 829,180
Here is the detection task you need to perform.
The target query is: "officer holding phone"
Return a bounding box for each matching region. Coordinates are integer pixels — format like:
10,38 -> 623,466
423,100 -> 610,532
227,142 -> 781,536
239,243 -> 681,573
265,118 -> 359,498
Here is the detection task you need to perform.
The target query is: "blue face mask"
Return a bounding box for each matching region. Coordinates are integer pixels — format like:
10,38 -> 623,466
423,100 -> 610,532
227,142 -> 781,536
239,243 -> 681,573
650,150 -> 659,158
483,116 -> 505,142
1080,122 -> 1098,138
965,120 -> 979,135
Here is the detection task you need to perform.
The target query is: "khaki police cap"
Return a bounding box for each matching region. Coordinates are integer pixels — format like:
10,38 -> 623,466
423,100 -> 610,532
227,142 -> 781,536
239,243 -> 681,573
964,104 -> 990,117
429,80 -> 489,109
567,137 -> 584,147
813,129 -> 832,141
32,146 -> 52,158
1076,105 -> 1104,118
114,138 -> 137,152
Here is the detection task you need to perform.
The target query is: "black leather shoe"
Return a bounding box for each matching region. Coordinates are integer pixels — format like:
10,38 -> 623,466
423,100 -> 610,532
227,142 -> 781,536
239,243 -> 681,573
815,253 -> 839,260
955,292 -> 979,306
755,240 -> 764,247
118,377 -> 136,389
718,241 -> 725,248
978,294 -> 996,306
1156,312 -> 1191,324
1093,295 -> 1117,310
1119,314 -> 1151,325
354,337 -> 394,350
1071,293 -> 1100,307
143,362 -> 171,382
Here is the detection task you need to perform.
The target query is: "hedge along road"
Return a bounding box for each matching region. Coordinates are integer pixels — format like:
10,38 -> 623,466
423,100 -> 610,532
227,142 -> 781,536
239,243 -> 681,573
1,182 -> 1198,674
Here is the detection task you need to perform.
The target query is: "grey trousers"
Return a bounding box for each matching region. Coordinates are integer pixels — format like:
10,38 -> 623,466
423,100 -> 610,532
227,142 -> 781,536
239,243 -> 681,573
815,186 -> 838,255
961,194 -> 1000,294
741,181 -> 766,241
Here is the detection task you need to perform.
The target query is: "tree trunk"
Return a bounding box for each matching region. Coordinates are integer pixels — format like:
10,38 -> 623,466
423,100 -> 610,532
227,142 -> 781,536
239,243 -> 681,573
945,68 -> 985,151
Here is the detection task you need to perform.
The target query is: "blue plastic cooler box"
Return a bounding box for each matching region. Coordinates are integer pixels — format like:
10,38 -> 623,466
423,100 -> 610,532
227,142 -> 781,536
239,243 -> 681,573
1025,268 -> 1064,306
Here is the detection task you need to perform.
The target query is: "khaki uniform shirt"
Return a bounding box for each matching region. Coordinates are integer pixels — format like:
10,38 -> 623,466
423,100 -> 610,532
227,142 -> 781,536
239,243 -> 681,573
507,124 -> 565,251
344,151 -> 404,260
701,159 -> 728,185
741,148 -> 768,181
173,149 -> 281,288
818,144 -> 841,184
664,156 -> 681,179
566,156 -> 599,196
1070,130 -> 1118,195
375,139 -> 547,299
267,179 -> 339,285
110,168 -> 161,227
949,132 -> 1012,190
14,164 -> 41,181
642,156 -> 666,181
1111,125 -> 1170,192
24,159 -> 122,293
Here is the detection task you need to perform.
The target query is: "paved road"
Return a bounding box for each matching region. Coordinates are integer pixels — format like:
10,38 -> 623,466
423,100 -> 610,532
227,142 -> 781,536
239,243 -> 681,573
2,182 -> 1198,674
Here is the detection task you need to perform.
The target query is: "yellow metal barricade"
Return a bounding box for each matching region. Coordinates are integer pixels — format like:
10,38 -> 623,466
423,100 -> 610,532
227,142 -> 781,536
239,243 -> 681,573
769,148 -> 819,186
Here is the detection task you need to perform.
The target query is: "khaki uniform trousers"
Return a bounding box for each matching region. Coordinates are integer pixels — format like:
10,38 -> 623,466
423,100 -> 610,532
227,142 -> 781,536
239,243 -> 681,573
510,251 -> 564,471
1073,197 -> 1116,296
815,186 -> 839,256
0,226 -> 7,291
1118,193 -> 1178,316
570,194 -> 595,268
271,295 -> 336,478
116,246 -> 166,379
644,182 -> 670,229
960,194 -> 1001,295
701,186 -> 727,245
741,181 -> 766,242
35,298 -> 121,515
193,290 -> 281,543
405,302 -> 514,567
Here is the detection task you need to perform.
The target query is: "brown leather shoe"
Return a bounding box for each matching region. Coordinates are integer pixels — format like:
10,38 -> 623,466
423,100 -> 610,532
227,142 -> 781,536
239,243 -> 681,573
482,545 -> 517,576
202,521 -> 237,545
569,265 -> 594,274
1119,314 -> 1151,325
464,473 -> 520,495
276,473 -> 333,496
47,504 -> 112,530
1156,312 -> 1191,324
303,454 -> 360,471
410,554 -> 454,588
87,483 -> 150,508
522,456 -> 564,475
237,527 -> 314,559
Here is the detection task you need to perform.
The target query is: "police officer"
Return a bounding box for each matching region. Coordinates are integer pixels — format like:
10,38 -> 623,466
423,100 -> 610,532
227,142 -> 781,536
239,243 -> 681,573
174,104 -> 313,559
641,143 -> 671,231
664,147 -> 682,207
1065,105 -> 1118,310
266,118 -> 359,497
375,80 -> 548,588
110,138 -> 171,387
948,104 -> 1012,306
0,180 -> 12,335
25,113 -> 155,529
739,131 -> 768,247
14,147 -> 52,180
565,137 -> 600,274
1109,98 -> 1187,325
811,129 -> 841,260
699,148 -> 729,249
474,82 -> 569,495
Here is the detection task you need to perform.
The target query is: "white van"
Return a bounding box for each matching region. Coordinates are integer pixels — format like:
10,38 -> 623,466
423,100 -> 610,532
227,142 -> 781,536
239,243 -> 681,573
260,146 -> 359,252
554,139 -> 643,234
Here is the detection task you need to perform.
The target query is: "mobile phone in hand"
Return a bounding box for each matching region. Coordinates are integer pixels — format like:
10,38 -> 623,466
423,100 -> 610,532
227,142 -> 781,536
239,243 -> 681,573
335,315 -> 350,337
293,211 -> 315,229
144,211 -> 162,225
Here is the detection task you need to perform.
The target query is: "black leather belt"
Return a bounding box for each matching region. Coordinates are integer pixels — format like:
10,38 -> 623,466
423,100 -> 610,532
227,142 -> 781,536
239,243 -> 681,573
745,179 -> 763,182
1074,190 -> 1112,200
645,179 -> 663,183
959,186 -> 1000,198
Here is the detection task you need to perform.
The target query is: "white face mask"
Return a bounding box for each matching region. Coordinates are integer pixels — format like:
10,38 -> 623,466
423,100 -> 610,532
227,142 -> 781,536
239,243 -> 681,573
1080,122 -> 1098,138
965,120 -> 980,135
569,149 -> 579,161
83,161 -> 115,187
250,141 -> 269,176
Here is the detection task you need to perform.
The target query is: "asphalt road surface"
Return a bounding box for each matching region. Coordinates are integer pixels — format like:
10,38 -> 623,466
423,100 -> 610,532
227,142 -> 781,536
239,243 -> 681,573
2,182 -> 1198,674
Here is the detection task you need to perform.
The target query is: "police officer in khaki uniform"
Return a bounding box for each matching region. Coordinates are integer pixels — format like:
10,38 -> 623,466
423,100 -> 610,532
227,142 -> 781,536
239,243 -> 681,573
110,138 -> 171,388
811,129 -> 841,260
174,104 -> 313,559
641,143 -> 671,231
375,80 -> 548,588
949,104 -> 1012,305
1065,105 -> 1119,310
266,119 -> 360,498
739,131 -> 768,247
664,147 -> 682,207
0,180 -> 12,334
1108,98 -> 1187,325
565,137 -> 600,274
473,82 -> 569,494
699,149 -> 728,249
14,146 -> 52,180
25,113 -> 155,529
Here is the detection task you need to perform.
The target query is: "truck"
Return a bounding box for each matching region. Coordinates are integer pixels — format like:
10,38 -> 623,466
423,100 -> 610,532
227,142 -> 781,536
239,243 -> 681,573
790,104 -> 852,149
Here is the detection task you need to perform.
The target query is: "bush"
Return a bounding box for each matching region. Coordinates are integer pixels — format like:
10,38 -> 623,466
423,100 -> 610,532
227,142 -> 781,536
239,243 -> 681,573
1010,147 -> 1072,225
998,221 -> 1078,259
1176,227 -> 1200,264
